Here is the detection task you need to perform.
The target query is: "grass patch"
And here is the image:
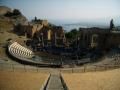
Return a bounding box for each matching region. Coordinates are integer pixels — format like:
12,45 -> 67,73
0,20 -> 13,32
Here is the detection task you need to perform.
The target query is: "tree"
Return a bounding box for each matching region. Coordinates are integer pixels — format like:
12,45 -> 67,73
4,9 -> 21,17
4,11 -> 13,17
110,19 -> 115,30
71,29 -> 78,35
35,16 -> 37,21
65,29 -> 78,40
13,9 -> 21,15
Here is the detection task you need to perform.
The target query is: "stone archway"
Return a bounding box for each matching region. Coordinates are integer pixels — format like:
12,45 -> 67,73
91,34 -> 98,48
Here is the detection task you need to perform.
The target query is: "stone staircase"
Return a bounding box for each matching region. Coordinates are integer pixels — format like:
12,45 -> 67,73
44,69 -> 67,90
46,73 -> 64,90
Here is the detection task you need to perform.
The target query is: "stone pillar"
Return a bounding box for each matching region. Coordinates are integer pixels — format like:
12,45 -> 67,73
41,33 -> 44,47
54,32 -> 57,46
77,36 -> 80,50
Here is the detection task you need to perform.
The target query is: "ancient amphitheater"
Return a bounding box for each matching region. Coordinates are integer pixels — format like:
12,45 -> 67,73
7,41 -> 61,67
0,41 -> 120,90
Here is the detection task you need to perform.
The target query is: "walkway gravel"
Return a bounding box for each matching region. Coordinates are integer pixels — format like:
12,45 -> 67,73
46,73 -> 64,90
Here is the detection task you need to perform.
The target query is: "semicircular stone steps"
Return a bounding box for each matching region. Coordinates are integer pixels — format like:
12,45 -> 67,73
8,42 -> 34,59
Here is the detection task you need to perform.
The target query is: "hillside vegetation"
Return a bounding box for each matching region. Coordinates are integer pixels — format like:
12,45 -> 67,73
0,20 -> 14,32
0,6 -> 27,32
0,6 -> 28,59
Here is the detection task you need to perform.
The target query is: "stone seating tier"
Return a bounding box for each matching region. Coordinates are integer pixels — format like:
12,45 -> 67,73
9,42 -> 34,59
12,43 -> 32,54
10,48 -> 32,58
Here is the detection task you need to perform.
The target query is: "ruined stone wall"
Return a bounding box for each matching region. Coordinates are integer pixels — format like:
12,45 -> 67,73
42,20 -> 48,26
107,33 -> 120,48
78,28 -> 120,50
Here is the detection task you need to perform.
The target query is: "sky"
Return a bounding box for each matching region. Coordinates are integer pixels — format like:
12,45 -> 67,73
0,0 -> 120,25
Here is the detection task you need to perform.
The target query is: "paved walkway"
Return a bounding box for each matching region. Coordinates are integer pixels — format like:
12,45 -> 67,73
46,70 -> 64,90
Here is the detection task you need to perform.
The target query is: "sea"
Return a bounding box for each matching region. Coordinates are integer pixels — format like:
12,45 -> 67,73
49,20 -> 109,32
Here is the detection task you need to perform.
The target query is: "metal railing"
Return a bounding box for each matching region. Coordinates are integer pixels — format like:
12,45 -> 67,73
0,62 -> 120,73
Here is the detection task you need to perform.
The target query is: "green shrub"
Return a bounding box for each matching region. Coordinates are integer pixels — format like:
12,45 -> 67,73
4,9 -> 21,17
